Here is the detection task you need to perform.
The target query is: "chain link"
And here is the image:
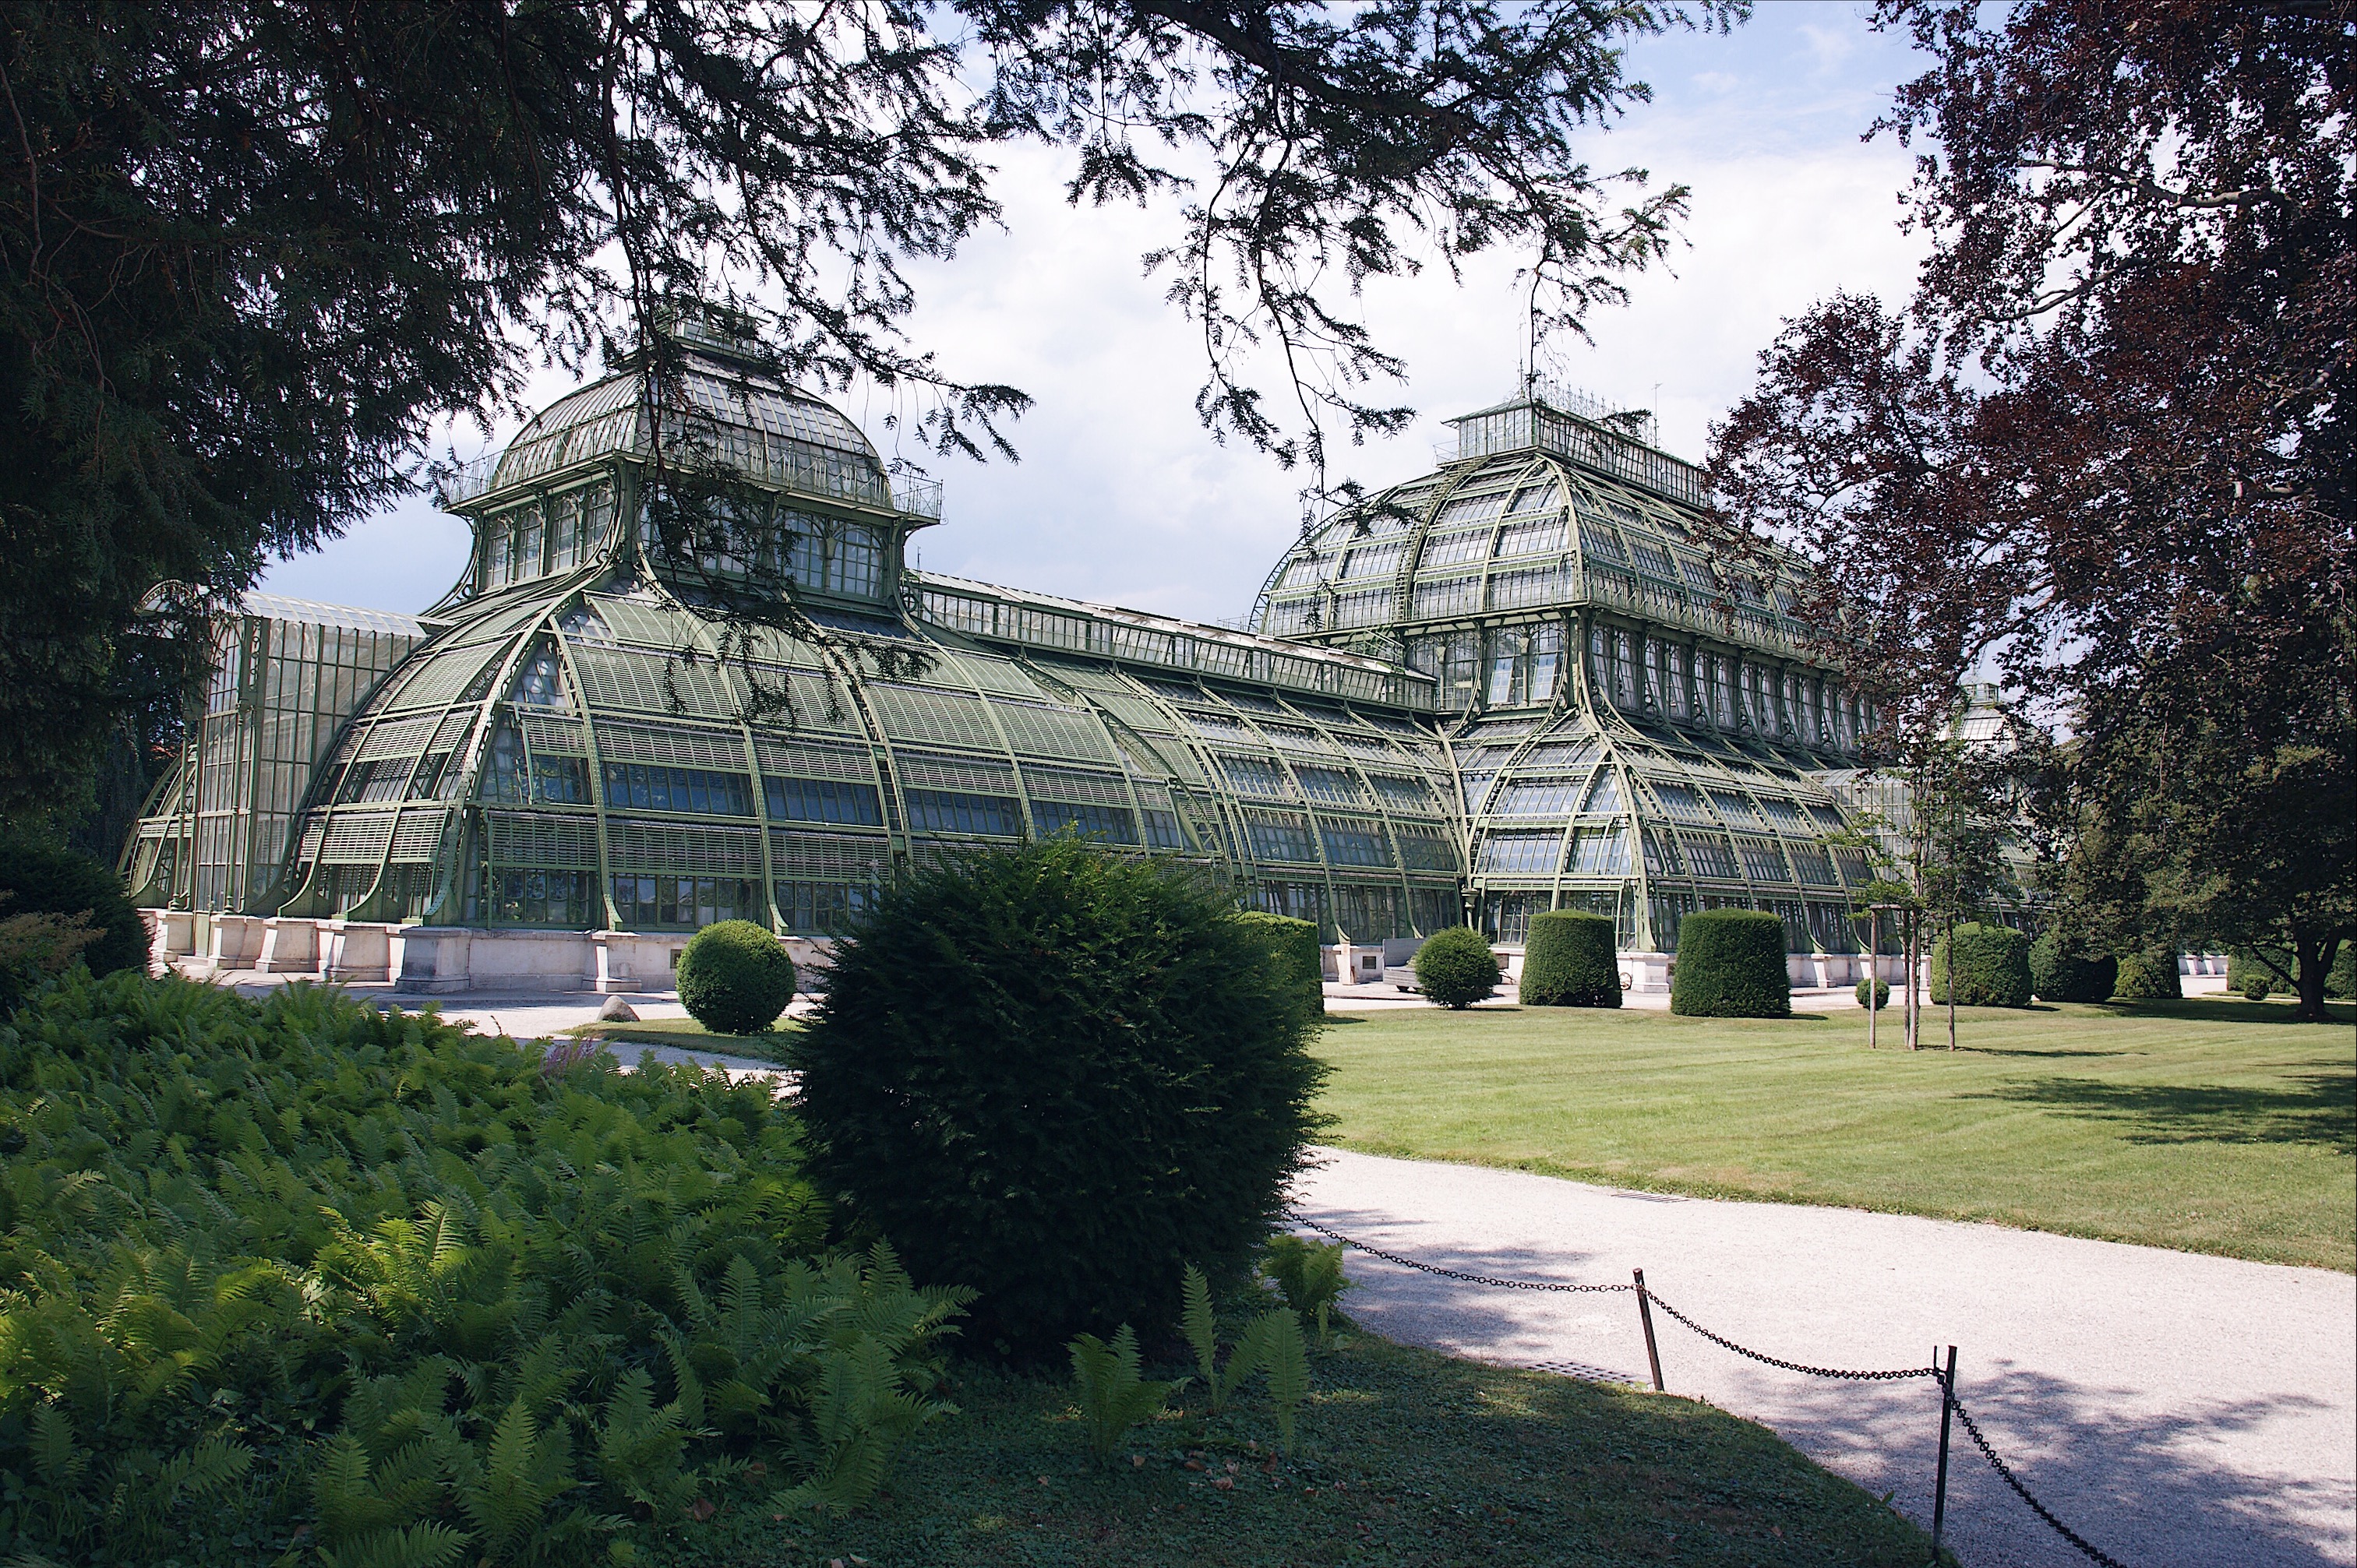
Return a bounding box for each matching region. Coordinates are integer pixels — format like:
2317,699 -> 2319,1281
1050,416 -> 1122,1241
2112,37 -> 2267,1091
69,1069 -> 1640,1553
1285,1213 -> 1634,1295
1639,1292 -> 1939,1383
1946,1391 -> 2131,1568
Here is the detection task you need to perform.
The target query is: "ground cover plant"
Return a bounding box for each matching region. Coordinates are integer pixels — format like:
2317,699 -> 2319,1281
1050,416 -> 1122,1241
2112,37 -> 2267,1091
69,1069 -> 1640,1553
790,839 -> 1326,1358
1315,999 -> 2356,1270
0,971 -> 966,1565
686,1330 -> 1933,1567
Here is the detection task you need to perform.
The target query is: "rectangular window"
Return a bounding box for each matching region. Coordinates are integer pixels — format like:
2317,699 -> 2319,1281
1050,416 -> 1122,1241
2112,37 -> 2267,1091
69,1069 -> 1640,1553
1528,623 -> 1562,703
1216,754 -> 1293,798
486,869 -> 595,927
1789,842 -> 1839,886
1367,774 -> 1434,811
1679,833 -> 1741,879
609,874 -> 760,931
1491,779 -> 1580,816
1487,630 -> 1525,706
517,502 -> 545,580
1248,818 -> 1319,863
1477,831 -> 1561,875
764,775 -> 884,826
532,755 -> 590,805
1582,770 -> 1622,815
1141,809 -> 1186,850
1293,765 -> 1364,805
905,789 -> 1023,836
1736,837 -> 1791,883
1318,824 -> 1392,868
774,880 -> 873,934
602,763 -> 755,816
1566,826 -> 1631,876
1032,799 -> 1139,844
1396,832 -> 1459,871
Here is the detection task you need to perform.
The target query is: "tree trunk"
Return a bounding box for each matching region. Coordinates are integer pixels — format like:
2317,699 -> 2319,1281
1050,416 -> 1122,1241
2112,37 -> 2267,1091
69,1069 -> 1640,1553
2295,935 -> 2338,1024
1905,911 -> 1920,1051
1946,914 -> 1958,1051
1867,908 -> 1880,1050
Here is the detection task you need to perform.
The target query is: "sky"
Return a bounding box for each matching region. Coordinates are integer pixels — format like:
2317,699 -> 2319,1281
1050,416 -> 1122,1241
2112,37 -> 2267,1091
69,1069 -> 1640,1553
258,2 -> 1931,624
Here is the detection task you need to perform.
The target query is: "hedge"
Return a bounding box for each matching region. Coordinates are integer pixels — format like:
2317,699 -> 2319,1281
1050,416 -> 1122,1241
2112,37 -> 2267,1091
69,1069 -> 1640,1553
1235,910 -> 1325,1006
2112,950 -> 2182,999
1669,910 -> 1790,1018
1519,911 -> 1621,1007
2029,932 -> 2117,1003
1928,922 -> 2034,1008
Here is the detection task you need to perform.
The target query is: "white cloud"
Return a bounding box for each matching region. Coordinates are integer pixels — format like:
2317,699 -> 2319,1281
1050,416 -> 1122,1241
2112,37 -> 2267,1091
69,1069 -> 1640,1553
262,5 -> 1928,625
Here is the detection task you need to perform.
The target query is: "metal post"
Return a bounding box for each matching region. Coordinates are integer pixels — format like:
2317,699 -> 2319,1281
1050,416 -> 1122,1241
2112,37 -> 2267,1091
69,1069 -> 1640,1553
1930,1344 -> 1957,1564
1633,1269 -> 1665,1393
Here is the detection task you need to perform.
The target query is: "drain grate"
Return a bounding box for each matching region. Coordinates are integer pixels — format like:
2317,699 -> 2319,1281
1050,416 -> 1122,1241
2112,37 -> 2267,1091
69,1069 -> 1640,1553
1515,1357 -> 1642,1387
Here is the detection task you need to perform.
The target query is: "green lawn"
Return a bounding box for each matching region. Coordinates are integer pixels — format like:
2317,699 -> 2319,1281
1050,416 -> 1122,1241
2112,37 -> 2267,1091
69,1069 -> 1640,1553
563,1014 -> 804,1063
1314,996 -> 2355,1270
691,1333 -> 1932,1567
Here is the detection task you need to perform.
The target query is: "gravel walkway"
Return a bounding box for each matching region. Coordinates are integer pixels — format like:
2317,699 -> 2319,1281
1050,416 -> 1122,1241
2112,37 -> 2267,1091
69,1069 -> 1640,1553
1293,1147 -> 2355,1568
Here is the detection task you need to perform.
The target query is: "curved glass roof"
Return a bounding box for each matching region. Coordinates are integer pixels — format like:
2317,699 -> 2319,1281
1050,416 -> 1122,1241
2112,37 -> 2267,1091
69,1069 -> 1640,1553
457,345 -> 897,514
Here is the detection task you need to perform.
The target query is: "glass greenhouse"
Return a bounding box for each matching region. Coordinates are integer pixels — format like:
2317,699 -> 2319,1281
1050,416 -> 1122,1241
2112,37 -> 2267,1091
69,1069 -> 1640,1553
125,330 -> 1889,988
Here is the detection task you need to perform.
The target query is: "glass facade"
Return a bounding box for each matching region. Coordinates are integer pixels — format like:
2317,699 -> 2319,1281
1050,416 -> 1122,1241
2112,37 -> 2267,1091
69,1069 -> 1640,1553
128,356 -> 1882,956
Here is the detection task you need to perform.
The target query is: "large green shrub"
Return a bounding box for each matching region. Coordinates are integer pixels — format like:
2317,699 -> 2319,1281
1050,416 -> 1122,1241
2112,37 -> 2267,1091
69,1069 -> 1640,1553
676,917 -> 798,1033
1669,910 -> 1790,1018
2112,950 -> 2183,999
1518,911 -> 1620,1007
0,971 -> 965,1566
1413,925 -> 1501,1010
2030,932 -> 2118,1003
1928,922 -> 2034,1008
1234,911 -> 1324,1006
0,825 -> 146,986
789,839 -> 1327,1358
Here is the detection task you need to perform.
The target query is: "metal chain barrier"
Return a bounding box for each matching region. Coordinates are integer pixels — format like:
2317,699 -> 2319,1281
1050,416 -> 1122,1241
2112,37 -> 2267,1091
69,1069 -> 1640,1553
1946,1390 -> 2131,1568
1289,1209 -> 2136,1568
1286,1213 -> 1635,1295
1637,1291 -> 1939,1383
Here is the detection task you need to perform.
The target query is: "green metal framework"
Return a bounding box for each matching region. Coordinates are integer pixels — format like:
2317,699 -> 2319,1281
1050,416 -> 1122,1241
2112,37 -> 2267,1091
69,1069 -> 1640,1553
127,332 -> 1468,943
1253,378 -> 1880,951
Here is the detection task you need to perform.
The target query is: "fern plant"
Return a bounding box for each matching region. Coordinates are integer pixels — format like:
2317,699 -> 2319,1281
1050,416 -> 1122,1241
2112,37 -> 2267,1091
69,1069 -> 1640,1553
1067,1324 -> 1181,1462
1177,1263 -> 1312,1453
1260,1235 -> 1352,1343
0,970 -> 972,1565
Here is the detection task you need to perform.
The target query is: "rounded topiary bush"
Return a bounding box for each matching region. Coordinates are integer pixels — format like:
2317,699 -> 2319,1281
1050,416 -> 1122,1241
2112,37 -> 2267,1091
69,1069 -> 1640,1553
1519,911 -> 1620,1007
1235,911 -> 1324,1007
1670,910 -> 1790,1018
789,839 -> 1326,1357
1928,922 -> 2034,1008
2111,950 -> 2182,999
676,919 -> 797,1034
0,824 -> 146,981
2030,932 -> 2118,1004
1414,925 -> 1501,1010
1855,975 -> 1890,1011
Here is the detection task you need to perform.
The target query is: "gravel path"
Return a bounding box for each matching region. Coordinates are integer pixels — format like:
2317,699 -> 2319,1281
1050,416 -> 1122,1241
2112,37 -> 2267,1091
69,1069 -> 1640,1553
1293,1147 -> 2355,1568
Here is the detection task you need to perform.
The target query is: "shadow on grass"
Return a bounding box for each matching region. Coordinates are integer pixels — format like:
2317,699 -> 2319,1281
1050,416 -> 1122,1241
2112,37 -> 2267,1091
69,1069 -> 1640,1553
2101,997 -> 2357,1027
1979,1069 -> 2357,1154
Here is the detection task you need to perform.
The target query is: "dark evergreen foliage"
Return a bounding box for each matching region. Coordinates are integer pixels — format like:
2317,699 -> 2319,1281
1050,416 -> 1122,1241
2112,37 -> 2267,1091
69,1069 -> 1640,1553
0,825 -> 146,981
1518,911 -> 1620,1008
789,839 -> 1327,1358
0,0 -> 1725,816
1669,911 -> 1791,1018
1234,911 -> 1324,1008
1412,927 -> 1501,1010
2030,931 -> 2118,1003
2112,950 -> 2183,1000
1929,922 -> 2034,1008
1854,975 -> 1890,1011
676,918 -> 798,1034
2227,945 -> 2355,1001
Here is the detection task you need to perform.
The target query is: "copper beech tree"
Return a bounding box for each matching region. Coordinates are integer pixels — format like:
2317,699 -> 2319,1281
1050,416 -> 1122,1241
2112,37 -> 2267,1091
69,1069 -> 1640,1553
1710,0 -> 2355,1020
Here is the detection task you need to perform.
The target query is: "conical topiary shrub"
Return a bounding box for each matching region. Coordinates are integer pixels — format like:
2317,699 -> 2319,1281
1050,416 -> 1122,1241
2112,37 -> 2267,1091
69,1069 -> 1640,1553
1519,911 -> 1621,1007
